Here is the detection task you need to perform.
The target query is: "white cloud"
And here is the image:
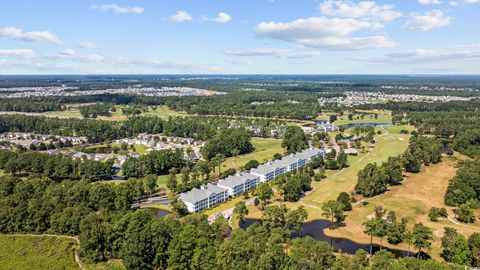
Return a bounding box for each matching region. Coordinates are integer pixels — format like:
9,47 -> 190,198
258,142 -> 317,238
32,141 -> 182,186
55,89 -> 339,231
47,49 -> 105,62
418,0 -> 443,5
112,57 -> 222,73
403,10 -> 452,31
204,12 -> 232,23
255,17 -> 395,49
450,1 -> 459,6
90,4 -> 144,14
319,0 -> 402,21
355,46 -> 480,64
464,0 -> 479,3
223,48 -> 321,58
0,49 -> 36,59
169,11 -> 193,22
227,58 -> 253,65
0,26 -> 63,45
78,41 -> 98,49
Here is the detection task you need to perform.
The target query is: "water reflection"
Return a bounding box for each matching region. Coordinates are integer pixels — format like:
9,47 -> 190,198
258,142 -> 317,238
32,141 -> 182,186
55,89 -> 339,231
240,218 -> 412,257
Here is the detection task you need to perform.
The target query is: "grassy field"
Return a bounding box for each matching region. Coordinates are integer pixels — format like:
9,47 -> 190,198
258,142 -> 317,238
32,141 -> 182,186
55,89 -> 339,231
325,156 -> 480,259
42,105 -> 186,121
317,110 -> 392,126
303,125 -> 410,207
0,234 -> 78,270
220,138 -> 284,171
141,105 -> 188,119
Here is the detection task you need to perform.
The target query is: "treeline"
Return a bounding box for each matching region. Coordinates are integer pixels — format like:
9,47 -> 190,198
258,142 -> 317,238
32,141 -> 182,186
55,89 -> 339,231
355,136 -> 442,197
445,158 -> 480,207
0,172 -> 473,269
0,175 -> 154,241
370,100 -> 480,158
201,128 -> 253,160
0,98 -> 64,112
0,150 -> 113,181
162,116 -> 287,140
165,91 -> 327,120
122,149 -> 186,178
79,103 -> 112,118
0,114 -> 163,143
0,94 -> 167,107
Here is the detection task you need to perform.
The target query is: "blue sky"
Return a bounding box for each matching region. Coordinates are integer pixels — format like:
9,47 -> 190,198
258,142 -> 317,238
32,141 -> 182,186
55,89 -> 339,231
0,0 -> 479,74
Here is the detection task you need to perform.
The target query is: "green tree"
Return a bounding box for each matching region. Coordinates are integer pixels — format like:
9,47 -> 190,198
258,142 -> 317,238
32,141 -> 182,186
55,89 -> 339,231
244,159 -> 259,170
233,201 -> 249,224
441,227 -> 472,265
282,126 -> 308,154
370,250 -> 395,270
322,200 -> 344,228
336,192 -> 352,211
468,233 -> 480,267
255,183 -> 273,204
144,174 -> 158,195
289,236 -> 335,270
456,202 -> 476,223
412,223 -> 433,258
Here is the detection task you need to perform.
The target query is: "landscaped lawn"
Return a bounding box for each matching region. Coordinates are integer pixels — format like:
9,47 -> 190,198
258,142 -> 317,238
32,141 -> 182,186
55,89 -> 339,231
0,234 -> 78,270
325,156 -> 480,260
141,105 -> 188,119
220,138 -> 284,171
317,109 -> 393,126
303,125 -> 411,207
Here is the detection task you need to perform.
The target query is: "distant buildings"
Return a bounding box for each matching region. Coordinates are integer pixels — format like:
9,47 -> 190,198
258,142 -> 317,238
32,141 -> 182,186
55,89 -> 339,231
179,147 -> 326,213
317,121 -> 339,132
0,86 -> 223,99
318,91 -> 472,107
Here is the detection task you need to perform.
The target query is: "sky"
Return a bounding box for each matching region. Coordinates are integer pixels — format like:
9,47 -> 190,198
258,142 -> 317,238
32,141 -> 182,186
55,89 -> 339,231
0,0 -> 479,74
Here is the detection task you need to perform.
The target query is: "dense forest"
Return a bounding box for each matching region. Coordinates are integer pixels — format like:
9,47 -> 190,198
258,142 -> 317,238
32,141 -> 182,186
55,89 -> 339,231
0,149 -> 113,181
0,174 -> 473,269
0,98 -> 65,112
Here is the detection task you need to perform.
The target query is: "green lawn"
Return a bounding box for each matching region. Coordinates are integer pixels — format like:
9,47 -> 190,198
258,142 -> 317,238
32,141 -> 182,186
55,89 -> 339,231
141,105 -> 188,119
220,138 -> 284,171
317,110 -> 393,126
303,125 -> 411,206
44,105 -> 186,121
44,109 -> 83,119
0,234 -> 78,270
204,196 -> 245,216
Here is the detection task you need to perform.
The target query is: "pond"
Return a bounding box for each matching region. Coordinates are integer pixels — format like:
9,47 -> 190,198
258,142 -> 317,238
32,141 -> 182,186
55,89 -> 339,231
240,218 -> 413,258
149,208 -> 172,219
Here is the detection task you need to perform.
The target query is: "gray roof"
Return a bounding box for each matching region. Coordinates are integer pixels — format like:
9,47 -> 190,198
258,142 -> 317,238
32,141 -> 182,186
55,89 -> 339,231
250,163 -> 277,176
275,154 -> 300,166
218,173 -> 259,189
179,188 -> 208,204
297,148 -> 324,159
202,183 -> 227,195
180,184 -> 226,203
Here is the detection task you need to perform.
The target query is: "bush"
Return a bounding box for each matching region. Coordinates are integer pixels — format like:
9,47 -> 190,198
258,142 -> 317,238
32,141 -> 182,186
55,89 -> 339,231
219,168 -> 236,179
314,173 -> 324,182
244,159 -> 259,170
428,207 -> 448,222
456,203 -> 476,223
